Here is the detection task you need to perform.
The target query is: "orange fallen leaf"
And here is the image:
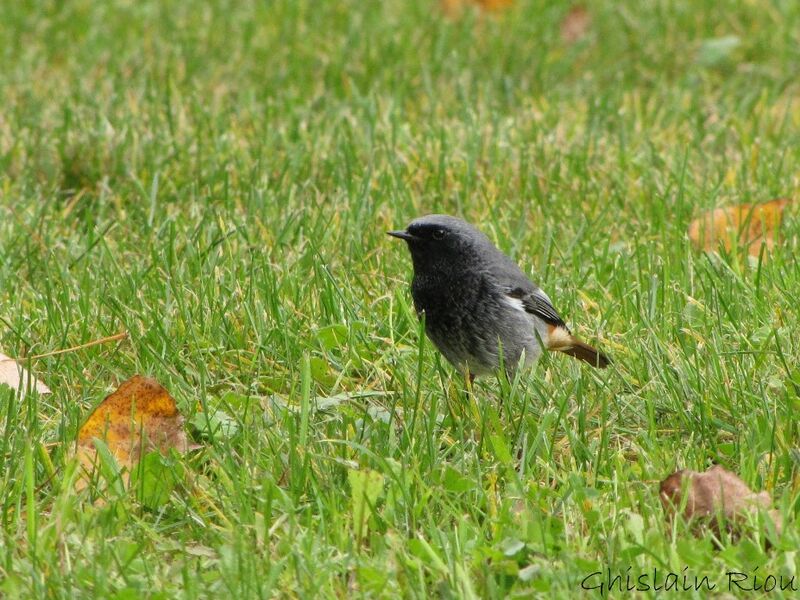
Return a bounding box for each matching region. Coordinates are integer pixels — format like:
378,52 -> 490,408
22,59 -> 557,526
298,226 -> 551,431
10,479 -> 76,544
660,466 -> 782,542
687,198 -> 792,259
475,0 -> 513,9
440,0 -> 512,17
76,375 -> 188,490
560,6 -> 591,44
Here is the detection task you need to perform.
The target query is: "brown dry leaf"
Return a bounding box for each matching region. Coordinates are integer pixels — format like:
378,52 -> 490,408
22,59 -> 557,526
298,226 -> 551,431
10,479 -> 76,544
687,198 -> 792,259
75,375 -> 188,490
560,6 -> 591,44
0,351 -> 51,397
660,466 -> 782,540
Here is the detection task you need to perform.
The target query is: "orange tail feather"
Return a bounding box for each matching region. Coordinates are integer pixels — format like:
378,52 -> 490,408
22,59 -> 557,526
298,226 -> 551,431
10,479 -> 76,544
547,326 -> 610,368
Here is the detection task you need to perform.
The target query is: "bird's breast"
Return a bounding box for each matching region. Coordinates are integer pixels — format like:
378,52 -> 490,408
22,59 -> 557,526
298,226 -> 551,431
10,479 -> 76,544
412,271 -> 466,314
411,269 -> 500,323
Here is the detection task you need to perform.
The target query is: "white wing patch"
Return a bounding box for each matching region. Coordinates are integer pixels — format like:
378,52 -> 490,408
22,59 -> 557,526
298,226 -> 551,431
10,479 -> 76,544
502,294 -> 527,313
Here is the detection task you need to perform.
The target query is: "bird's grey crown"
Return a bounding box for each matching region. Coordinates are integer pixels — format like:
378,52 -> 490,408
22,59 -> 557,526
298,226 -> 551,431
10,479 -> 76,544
406,214 -> 493,245
407,215 -> 529,281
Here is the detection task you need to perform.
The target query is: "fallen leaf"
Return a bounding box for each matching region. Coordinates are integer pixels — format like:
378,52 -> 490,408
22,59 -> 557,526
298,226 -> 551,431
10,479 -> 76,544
560,6 -> 591,44
687,198 -> 792,259
659,465 -> 783,541
76,375 -> 188,492
440,0 -> 513,17
0,351 -> 50,396
439,0 -> 462,15
475,0 -> 513,9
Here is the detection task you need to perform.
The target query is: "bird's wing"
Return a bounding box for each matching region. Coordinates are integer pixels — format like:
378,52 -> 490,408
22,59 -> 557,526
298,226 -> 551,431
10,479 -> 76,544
505,286 -> 568,330
486,250 -> 569,329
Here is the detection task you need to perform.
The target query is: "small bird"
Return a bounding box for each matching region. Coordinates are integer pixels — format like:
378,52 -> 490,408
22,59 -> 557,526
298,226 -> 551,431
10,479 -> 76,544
389,214 -> 609,381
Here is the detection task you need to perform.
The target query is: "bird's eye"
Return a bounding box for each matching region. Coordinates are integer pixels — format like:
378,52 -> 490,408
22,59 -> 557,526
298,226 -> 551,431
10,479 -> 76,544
432,229 -> 446,240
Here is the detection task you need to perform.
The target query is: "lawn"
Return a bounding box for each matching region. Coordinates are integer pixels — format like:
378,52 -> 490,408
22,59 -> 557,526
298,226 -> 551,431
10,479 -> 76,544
1,0 -> 799,597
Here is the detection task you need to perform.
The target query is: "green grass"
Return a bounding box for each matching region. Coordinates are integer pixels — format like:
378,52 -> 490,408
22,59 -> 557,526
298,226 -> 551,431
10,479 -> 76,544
1,0 -> 799,597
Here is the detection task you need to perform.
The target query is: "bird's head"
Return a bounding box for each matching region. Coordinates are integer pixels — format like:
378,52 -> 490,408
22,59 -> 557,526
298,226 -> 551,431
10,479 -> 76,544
388,214 -> 491,271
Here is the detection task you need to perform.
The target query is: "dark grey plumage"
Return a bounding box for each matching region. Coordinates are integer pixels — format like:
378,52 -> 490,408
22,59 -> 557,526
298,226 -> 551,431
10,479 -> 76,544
389,214 -> 609,377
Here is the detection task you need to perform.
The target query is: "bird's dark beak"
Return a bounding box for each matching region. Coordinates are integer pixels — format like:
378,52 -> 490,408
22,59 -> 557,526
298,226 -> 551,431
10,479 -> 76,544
387,230 -> 415,241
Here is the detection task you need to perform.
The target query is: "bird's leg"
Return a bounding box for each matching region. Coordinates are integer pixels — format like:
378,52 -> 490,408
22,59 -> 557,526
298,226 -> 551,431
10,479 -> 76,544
464,371 -> 477,409
463,369 -> 483,444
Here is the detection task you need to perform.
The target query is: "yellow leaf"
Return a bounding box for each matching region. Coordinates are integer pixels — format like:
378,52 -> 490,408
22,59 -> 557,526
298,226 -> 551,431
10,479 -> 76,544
75,375 -> 188,491
440,0 -> 513,17
687,198 -> 792,259
475,0 -> 513,9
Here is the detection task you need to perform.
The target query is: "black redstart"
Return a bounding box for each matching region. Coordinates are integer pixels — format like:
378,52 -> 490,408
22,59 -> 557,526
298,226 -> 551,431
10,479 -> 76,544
389,214 -> 609,381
